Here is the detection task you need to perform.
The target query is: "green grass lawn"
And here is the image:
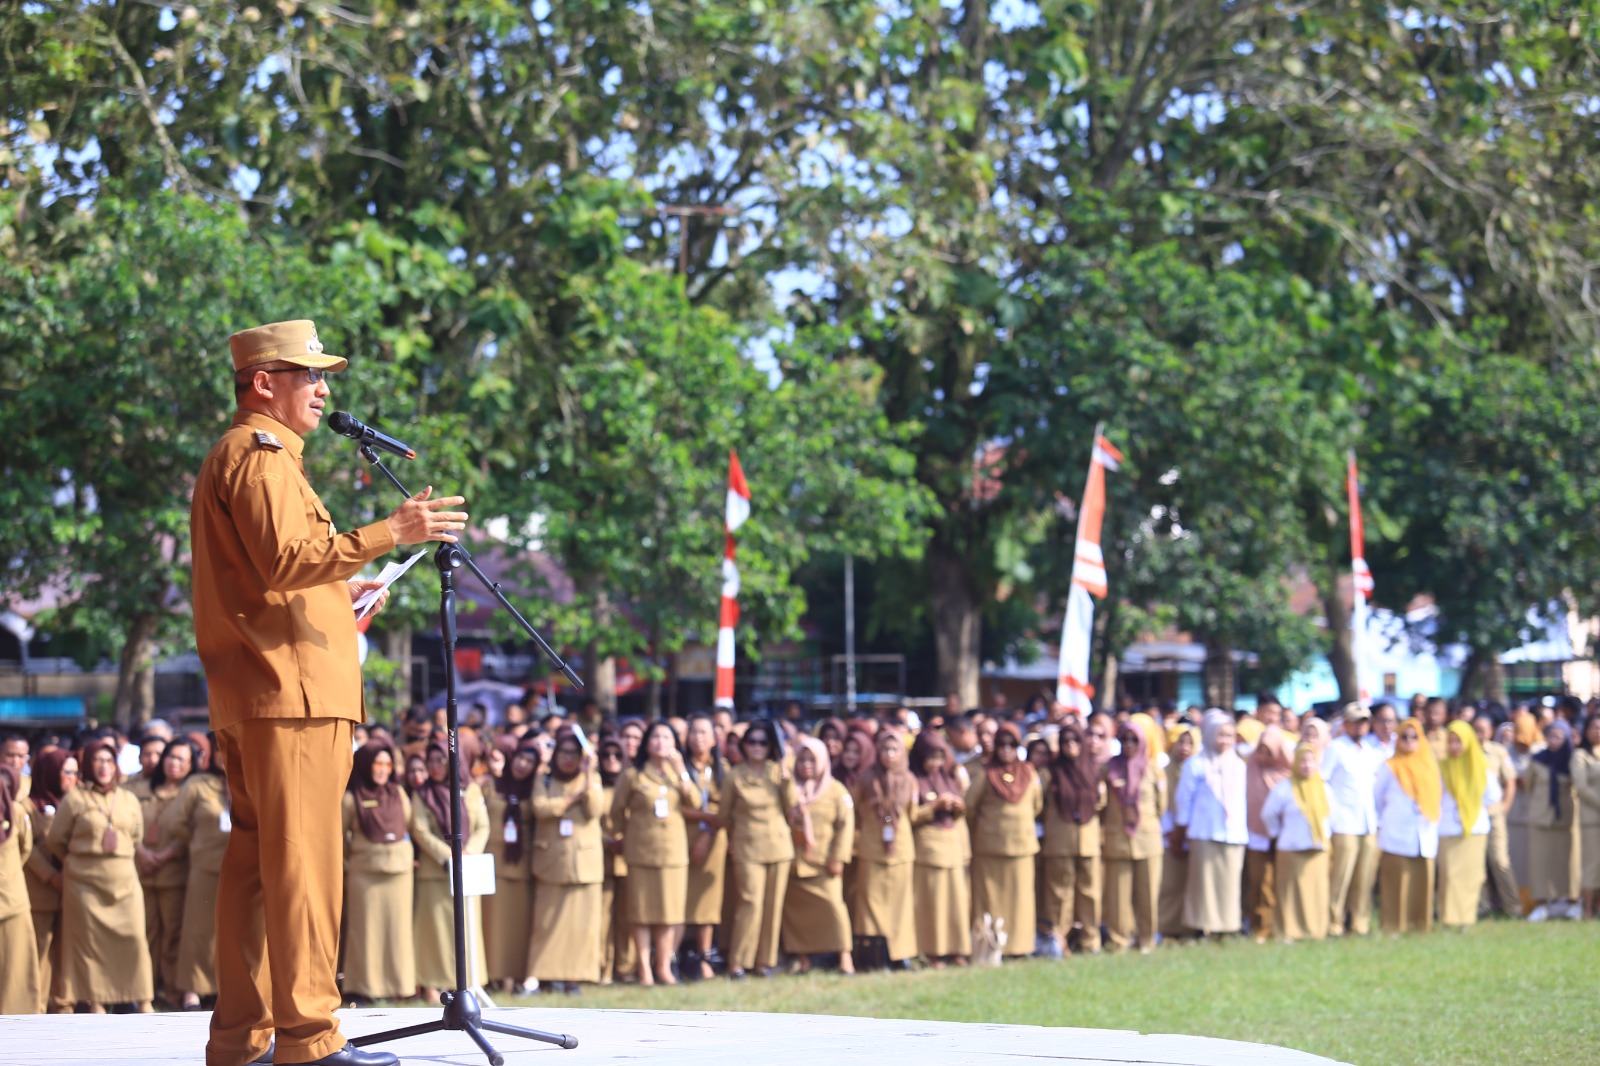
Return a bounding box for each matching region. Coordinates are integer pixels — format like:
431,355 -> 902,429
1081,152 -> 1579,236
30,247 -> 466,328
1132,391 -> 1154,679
470,919 -> 1597,1065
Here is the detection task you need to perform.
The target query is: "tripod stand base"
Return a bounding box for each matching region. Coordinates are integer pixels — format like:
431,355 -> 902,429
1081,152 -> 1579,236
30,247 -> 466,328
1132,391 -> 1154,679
351,989 -> 578,1063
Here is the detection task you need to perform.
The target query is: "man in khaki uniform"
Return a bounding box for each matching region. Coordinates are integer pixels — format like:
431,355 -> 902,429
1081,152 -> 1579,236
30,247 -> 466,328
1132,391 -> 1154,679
192,320 -> 467,1066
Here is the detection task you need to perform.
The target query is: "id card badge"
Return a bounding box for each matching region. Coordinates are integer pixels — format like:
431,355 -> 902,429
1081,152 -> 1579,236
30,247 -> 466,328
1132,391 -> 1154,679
504,820 -> 519,844
654,798 -> 670,819
701,788 -> 711,811
219,808 -> 233,833
882,824 -> 895,844
558,818 -> 574,838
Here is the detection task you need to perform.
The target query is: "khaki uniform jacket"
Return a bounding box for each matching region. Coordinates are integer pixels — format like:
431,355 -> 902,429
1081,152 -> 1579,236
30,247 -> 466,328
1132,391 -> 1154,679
1483,741 -> 1516,816
47,787 -> 144,863
1523,760 -> 1577,830
910,792 -> 970,869
852,782 -> 915,867
410,783 -> 490,882
720,761 -> 799,865
23,799 -> 61,913
793,779 -> 854,877
190,410 -> 397,731
1037,769 -> 1106,859
1100,769 -> 1166,861
530,773 -> 604,886
611,764 -> 695,869
599,782 -> 627,878
341,789 -> 414,876
0,798 -> 33,922
1570,750 -> 1600,821
484,788 -> 534,882
683,758 -> 724,853
139,786 -> 189,889
163,775 -> 231,876
965,769 -> 1044,858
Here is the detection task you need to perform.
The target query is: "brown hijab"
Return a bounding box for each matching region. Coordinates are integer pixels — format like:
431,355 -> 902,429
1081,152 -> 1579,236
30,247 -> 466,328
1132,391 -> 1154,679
349,741 -> 409,845
909,730 -> 963,829
0,765 -> 17,845
985,722 -> 1035,805
416,741 -> 463,833
1105,722 -> 1149,836
1049,721 -> 1099,825
30,747 -> 71,811
856,730 -> 917,855
495,738 -> 543,864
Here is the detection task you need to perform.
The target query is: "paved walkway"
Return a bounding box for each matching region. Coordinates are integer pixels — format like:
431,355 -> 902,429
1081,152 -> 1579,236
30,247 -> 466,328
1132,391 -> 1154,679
5,1007 -> 1349,1065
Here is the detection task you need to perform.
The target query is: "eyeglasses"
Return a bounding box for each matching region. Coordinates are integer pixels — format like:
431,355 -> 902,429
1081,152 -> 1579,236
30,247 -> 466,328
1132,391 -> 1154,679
255,367 -> 329,385
61,768 -> 80,777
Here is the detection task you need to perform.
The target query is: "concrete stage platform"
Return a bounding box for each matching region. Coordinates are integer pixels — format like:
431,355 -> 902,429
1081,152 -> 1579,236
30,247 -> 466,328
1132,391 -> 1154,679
7,1007 -> 1348,1065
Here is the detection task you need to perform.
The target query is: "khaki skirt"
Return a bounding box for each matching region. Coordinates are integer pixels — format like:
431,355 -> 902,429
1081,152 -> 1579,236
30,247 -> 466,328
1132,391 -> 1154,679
782,871 -> 851,954
685,829 -> 728,925
0,911 -> 39,1014
855,860 -> 916,961
174,866 -> 221,996
1159,848 -> 1191,936
626,864 -> 688,926
483,876 -> 532,982
344,864 -> 415,998
528,880 -> 601,983
971,854 -> 1035,957
1581,822 -> 1600,891
1437,834 -> 1488,927
59,858 -> 153,1005
414,877 -> 486,989
1183,839 -> 1244,934
1528,824 -> 1580,901
1273,849 -> 1329,941
915,863 -> 971,959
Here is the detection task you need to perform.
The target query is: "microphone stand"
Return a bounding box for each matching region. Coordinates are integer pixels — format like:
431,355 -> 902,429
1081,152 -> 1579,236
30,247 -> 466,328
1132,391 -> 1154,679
349,443 -> 580,1061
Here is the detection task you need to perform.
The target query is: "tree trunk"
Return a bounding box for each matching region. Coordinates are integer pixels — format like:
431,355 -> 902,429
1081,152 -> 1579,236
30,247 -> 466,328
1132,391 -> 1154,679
1323,577 -> 1359,706
1097,652 -> 1120,714
1202,641 -> 1236,710
587,651 -> 618,715
1460,649 -> 1508,706
381,624 -> 415,716
928,541 -> 981,710
645,623 -> 663,719
112,611 -> 161,732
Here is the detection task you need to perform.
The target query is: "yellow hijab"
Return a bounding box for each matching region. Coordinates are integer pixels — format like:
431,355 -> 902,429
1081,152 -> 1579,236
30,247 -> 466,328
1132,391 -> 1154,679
1440,720 -> 1487,833
1130,712 -> 1166,761
1388,722 -> 1442,823
1235,716 -> 1264,748
1290,743 -> 1330,849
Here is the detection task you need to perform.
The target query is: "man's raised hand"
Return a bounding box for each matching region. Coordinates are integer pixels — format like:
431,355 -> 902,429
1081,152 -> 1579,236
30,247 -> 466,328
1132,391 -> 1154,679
385,485 -> 469,545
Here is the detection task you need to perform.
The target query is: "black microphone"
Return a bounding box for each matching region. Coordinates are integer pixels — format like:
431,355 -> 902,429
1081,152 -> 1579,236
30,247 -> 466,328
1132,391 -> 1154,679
327,411 -> 417,460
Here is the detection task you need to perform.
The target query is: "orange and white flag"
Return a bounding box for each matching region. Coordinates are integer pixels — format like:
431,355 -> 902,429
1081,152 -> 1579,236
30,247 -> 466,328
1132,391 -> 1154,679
715,451 -> 751,709
1057,429 -> 1122,711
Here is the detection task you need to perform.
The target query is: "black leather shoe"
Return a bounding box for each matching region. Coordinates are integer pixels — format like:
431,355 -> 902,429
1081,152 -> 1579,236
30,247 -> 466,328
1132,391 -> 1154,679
249,1043 -> 274,1066
728,969 -> 747,980
304,1046 -> 399,1066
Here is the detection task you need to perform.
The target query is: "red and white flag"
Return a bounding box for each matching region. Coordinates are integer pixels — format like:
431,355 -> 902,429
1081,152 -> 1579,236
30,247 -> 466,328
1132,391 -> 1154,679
1347,451 -> 1372,704
1057,428 -> 1122,712
715,451 -> 751,709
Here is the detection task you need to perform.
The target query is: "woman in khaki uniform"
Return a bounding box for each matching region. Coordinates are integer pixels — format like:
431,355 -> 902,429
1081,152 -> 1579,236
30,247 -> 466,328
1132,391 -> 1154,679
1101,721 -> 1165,953
852,729 -> 917,967
1260,743 -> 1332,941
0,765 -> 40,1014
410,741 -> 491,999
783,736 -> 855,973
909,731 -> 970,965
611,722 -> 698,986
483,736 -> 539,992
720,721 -> 799,979
965,723 -> 1043,957
135,737 -> 197,1002
1039,722 -> 1104,954
596,734 -> 636,985
528,728 -> 604,991
47,740 -> 153,1011
1523,718 -> 1581,919
341,741 -> 416,1001
23,748 -> 74,1013
1570,714 -> 1600,918
681,715 -> 726,980
166,762 -> 231,1008
1158,725 -> 1197,938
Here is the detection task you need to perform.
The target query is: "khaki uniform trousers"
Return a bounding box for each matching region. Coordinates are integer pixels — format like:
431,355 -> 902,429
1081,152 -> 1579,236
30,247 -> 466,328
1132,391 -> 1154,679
210,719 -> 352,1066
1242,845 -> 1277,939
1483,813 -> 1519,915
1378,852 -> 1434,935
1327,832 -> 1380,936
1103,856 -> 1160,952
729,859 -> 790,972
1039,856 -> 1101,952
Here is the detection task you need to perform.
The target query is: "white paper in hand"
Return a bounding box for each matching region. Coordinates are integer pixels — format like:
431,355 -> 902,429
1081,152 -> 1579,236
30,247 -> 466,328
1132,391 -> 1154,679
354,550 -> 428,620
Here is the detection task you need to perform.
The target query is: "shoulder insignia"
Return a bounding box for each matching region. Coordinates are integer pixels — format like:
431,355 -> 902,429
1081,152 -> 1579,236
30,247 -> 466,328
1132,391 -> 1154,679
254,430 -> 285,450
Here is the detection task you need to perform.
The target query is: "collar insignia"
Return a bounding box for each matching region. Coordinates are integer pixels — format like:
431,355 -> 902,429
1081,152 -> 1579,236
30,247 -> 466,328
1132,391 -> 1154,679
255,430 -> 285,450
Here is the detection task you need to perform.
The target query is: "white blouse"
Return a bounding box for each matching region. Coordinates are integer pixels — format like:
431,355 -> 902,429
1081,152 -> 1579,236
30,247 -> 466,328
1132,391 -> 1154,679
1321,735 -> 1383,836
1175,755 -> 1249,845
1374,763 -> 1439,859
1439,768 -> 1494,838
1260,777 -> 1333,852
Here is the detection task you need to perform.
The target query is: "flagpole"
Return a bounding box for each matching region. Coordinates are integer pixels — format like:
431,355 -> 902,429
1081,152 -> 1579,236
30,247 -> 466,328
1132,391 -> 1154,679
1347,448 -> 1369,707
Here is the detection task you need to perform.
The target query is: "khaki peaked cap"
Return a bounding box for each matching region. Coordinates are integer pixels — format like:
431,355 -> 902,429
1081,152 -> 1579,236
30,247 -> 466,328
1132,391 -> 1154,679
228,319 -> 348,373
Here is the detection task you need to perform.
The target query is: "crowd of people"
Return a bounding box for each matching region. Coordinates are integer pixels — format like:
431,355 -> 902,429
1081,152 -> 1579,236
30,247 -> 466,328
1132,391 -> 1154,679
1,688 -> 1597,1014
